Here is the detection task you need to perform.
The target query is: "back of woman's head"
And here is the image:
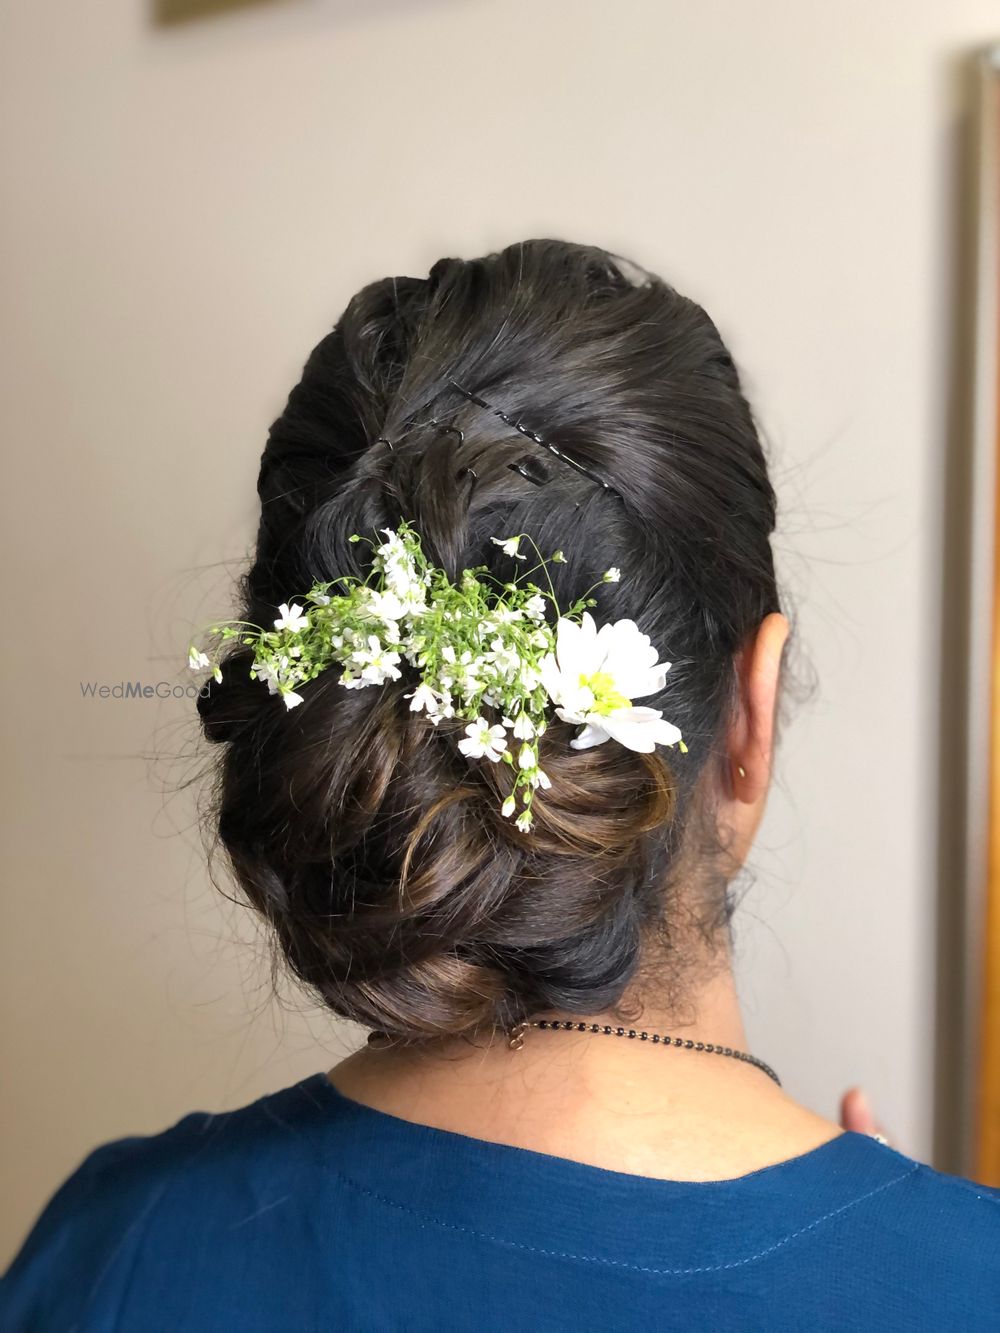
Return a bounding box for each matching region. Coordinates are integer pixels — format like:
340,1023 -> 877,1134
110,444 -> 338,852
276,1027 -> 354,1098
198,239 -> 780,1040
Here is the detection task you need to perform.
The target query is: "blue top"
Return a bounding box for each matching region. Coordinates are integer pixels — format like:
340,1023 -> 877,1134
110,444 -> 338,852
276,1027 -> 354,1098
3,1072 -> 999,1332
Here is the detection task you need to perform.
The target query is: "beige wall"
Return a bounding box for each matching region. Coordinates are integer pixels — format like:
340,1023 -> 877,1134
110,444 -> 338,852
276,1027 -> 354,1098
2,0 -> 997,1262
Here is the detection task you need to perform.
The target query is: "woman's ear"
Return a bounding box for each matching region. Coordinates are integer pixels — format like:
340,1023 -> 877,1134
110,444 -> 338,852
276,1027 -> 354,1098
727,612 -> 789,805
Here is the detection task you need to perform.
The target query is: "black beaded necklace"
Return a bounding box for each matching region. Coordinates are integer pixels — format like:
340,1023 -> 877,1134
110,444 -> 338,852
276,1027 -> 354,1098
508,1018 -> 782,1087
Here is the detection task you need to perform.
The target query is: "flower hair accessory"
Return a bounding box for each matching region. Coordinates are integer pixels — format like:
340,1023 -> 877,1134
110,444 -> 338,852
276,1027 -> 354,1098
189,522 -> 685,832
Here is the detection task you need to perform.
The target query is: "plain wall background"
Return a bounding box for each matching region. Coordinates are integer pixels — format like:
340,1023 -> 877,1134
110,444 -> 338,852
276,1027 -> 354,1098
2,0 -> 997,1264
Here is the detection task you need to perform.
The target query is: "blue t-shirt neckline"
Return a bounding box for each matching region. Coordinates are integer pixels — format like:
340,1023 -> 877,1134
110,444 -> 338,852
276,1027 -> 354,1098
294,1071 -> 921,1275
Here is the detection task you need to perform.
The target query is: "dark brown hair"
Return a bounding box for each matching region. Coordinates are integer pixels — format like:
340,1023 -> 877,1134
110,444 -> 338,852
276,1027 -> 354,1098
198,239 -> 780,1039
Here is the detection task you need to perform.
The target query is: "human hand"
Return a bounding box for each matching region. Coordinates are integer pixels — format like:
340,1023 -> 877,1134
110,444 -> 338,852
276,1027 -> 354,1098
840,1086 -> 891,1145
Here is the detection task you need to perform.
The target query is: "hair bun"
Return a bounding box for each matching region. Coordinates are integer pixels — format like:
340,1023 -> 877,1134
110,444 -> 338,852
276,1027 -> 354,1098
200,239 -> 780,1040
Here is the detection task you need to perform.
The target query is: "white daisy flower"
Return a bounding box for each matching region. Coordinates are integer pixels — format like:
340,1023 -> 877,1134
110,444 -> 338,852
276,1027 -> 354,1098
539,612 -> 681,753
274,602 -> 309,633
457,719 -> 508,762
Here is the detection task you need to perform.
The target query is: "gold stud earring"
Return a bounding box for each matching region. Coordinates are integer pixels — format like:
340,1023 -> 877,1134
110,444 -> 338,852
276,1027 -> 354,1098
737,765 -> 747,779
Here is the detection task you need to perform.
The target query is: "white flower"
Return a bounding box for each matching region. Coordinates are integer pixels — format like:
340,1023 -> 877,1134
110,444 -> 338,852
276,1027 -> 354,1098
252,661 -> 281,694
351,634 -> 402,684
339,667 -> 369,690
491,534 -> 527,560
365,589 -> 407,624
501,795 -> 516,818
523,594 -> 547,622
511,712 -> 536,740
212,665 -> 223,684
397,585 -> 427,617
539,612 -> 682,753
282,690 -> 305,709
440,644 -> 480,693
427,692 -> 456,725
376,529 -> 409,562
457,718 -> 508,762
515,810 -> 533,832
529,768 -> 551,790
406,682 -> 440,715
274,602 -> 309,633
518,742 -> 537,771
603,567 -> 622,583
188,648 -> 210,671
312,593 -> 331,606
485,636 -> 521,680
518,663 -> 543,692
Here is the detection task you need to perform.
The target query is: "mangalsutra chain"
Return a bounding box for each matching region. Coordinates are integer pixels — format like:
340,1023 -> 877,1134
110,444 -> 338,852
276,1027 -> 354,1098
508,1018 -> 781,1087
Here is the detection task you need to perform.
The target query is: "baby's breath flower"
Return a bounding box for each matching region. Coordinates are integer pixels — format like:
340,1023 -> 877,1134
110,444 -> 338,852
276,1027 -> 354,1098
491,535 -> 526,560
190,519 -> 683,834
365,589 -> 406,624
252,662 -> 280,694
351,635 -> 402,684
274,603 -> 309,633
511,712 -> 535,740
458,719 -> 508,762
406,682 -> 439,714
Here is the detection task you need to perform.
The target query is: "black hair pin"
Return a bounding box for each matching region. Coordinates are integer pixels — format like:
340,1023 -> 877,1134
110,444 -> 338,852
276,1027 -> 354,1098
428,420 -> 465,448
508,459 -> 546,487
447,379 -> 623,501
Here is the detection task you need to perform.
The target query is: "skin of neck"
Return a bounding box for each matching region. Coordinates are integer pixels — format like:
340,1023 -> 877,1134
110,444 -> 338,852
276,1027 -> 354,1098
330,923 -> 843,1182
331,613 -> 847,1179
